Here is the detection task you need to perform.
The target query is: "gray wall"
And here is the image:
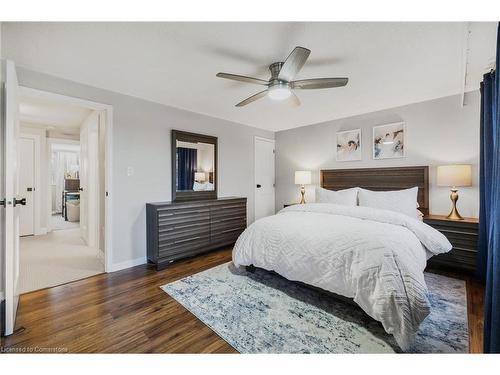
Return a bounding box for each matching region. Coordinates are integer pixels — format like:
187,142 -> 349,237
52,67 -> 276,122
275,92 -> 480,218
16,67 -> 274,269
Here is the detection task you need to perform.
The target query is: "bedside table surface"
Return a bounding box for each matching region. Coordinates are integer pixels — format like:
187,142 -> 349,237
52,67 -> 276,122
424,214 -> 479,224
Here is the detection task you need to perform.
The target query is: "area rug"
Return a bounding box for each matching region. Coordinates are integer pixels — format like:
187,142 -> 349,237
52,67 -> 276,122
161,262 -> 469,353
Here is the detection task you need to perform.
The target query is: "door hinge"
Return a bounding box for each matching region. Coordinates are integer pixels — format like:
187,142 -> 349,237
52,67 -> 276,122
0,199 -> 5,207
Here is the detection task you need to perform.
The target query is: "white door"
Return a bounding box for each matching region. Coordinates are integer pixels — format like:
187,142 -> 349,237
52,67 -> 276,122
80,121 -> 88,243
254,137 -> 275,221
80,111 -> 99,248
19,137 -> 35,236
2,60 -> 21,336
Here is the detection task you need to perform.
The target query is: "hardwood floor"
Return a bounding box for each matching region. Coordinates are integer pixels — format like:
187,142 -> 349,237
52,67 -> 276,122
1,247 -> 484,353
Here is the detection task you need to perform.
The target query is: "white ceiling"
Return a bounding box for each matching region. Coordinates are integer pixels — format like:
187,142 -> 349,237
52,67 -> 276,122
3,22 -> 497,132
19,94 -> 92,131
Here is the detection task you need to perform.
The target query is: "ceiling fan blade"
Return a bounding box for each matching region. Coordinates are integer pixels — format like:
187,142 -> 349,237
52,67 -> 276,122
288,92 -> 301,107
216,72 -> 269,86
291,77 -> 348,90
278,46 -> 311,82
235,90 -> 268,107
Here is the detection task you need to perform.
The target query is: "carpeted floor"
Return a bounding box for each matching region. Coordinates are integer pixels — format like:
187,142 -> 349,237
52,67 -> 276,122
162,262 -> 469,354
50,213 -> 80,231
19,228 -> 104,294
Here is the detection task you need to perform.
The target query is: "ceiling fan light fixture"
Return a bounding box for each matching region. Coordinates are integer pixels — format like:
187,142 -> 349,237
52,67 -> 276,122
268,85 -> 291,101
216,46 -> 348,107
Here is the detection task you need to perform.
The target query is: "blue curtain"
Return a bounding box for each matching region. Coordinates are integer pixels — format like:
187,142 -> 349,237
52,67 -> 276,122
479,23 -> 500,353
177,147 -> 197,191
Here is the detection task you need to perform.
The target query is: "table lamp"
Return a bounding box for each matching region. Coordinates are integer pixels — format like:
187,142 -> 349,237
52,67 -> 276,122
194,172 -> 206,182
295,171 -> 312,204
437,164 -> 472,220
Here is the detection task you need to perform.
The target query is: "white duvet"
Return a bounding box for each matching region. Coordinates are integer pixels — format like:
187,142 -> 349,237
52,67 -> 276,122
232,203 -> 452,350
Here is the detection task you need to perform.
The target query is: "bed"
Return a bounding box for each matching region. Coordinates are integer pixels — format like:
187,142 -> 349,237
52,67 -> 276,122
232,166 -> 452,351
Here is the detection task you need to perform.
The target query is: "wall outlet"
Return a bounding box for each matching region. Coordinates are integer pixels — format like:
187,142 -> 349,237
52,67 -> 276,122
126,167 -> 134,177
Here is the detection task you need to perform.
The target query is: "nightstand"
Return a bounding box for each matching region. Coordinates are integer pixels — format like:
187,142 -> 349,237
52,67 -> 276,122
283,203 -> 298,208
424,215 -> 479,274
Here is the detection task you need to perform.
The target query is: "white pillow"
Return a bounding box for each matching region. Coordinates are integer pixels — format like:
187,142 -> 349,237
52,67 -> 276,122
358,187 -> 419,219
315,187 -> 358,206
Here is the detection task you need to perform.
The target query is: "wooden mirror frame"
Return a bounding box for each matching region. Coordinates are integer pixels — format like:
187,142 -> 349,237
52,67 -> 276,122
171,130 -> 218,202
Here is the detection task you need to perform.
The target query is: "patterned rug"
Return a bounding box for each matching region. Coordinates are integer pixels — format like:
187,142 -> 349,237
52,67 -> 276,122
161,262 -> 469,353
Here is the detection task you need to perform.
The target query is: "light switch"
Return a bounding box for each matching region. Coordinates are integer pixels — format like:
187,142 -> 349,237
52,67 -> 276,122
127,167 -> 134,177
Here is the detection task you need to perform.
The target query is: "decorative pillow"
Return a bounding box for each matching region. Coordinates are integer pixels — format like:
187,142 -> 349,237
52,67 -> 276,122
358,187 -> 419,219
315,187 -> 358,206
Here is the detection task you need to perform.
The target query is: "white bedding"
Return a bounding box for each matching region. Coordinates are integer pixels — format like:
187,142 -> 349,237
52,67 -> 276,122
232,203 -> 452,350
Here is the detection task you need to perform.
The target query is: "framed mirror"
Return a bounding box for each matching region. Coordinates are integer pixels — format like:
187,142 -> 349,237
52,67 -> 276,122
172,130 -> 217,201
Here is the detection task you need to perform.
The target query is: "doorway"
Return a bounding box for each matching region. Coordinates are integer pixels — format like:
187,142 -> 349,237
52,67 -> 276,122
254,137 -> 276,221
15,88 -> 112,294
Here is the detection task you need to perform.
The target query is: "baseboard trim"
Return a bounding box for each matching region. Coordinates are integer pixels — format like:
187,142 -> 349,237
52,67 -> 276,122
110,256 -> 147,273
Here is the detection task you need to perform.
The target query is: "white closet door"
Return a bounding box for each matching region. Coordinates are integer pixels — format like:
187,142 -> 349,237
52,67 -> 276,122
254,137 -> 276,221
19,137 -> 35,236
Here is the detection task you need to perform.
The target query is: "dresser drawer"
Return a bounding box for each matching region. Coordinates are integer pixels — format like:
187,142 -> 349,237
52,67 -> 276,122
429,248 -> 477,273
159,235 -> 210,258
211,216 -> 246,234
210,229 -> 244,246
210,203 -> 246,219
158,206 -> 210,226
158,222 -> 210,241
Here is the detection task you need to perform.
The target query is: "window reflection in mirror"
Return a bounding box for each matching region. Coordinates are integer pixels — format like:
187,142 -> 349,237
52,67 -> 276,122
175,140 -> 215,192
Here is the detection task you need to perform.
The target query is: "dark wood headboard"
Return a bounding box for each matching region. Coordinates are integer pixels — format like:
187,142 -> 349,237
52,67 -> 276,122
320,166 -> 429,216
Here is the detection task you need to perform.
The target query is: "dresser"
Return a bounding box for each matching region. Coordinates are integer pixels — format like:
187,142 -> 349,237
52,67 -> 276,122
424,215 -> 479,274
146,197 -> 247,270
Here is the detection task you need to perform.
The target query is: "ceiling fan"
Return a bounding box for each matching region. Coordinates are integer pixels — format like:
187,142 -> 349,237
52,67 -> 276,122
216,46 -> 348,107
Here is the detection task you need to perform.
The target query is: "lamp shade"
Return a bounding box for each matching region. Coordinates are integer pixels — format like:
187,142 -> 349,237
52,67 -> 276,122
194,172 -> 206,182
295,170 -> 312,185
437,165 -> 472,187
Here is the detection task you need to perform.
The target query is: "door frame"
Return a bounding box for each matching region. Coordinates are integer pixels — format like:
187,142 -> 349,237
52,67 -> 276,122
19,132 -> 42,235
254,136 -> 276,222
19,87 -> 114,273
46,137 -> 80,232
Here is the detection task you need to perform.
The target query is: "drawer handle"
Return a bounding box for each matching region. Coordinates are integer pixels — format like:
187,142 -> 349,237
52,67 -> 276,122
159,227 -> 175,232
160,209 -> 209,216
212,217 -> 245,224
176,223 -> 208,229
173,236 -> 202,244
220,228 -> 243,234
